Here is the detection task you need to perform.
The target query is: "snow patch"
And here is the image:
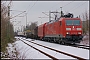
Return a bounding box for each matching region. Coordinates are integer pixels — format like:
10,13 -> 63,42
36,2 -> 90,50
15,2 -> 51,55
80,34 -> 89,46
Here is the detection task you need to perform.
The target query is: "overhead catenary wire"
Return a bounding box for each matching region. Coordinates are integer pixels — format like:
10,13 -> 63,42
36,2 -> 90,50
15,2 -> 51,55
69,2 -> 87,12
14,21 -> 21,26
56,1 -> 75,10
10,11 -> 26,19
10,10 -> 26,12
9,1 -> 37,22
10,10 -> 27,20
26,1 -> 38,14
77,9 -> 89,21
62,1 -> 75,7
56,1 -> 87,18
3,1 -> 36,20
42,1 -> 87,15
25,2 -> 32,12
50,1 -> 87,17
44,1 -> 74,13
7,1 -> 25,20
41,1 -> 74,19
41,12 -> 55,19
49,1 -> 74,11
20,1 -> 38,28
74,3 -> 88,17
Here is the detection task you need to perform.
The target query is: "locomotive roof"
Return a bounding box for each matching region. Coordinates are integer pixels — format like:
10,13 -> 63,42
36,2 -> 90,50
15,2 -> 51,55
38,23 -> 46,27
59,18 -> 81,21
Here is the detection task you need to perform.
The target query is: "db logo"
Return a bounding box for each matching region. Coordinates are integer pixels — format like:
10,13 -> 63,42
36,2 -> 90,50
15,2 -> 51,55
72,28 -> 75,30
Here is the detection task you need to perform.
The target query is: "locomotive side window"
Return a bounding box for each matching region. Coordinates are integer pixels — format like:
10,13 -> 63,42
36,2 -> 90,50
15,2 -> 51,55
66,20 -> 80,25
60,21 -> 62,26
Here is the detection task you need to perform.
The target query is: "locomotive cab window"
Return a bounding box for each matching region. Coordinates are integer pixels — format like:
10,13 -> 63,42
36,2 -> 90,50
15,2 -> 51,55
73,20 -> 80,25
66,20 -> 80,25
60,21 -> 62,26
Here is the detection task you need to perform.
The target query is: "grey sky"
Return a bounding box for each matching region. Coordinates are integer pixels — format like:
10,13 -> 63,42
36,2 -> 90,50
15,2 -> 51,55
4,1 -> 89,32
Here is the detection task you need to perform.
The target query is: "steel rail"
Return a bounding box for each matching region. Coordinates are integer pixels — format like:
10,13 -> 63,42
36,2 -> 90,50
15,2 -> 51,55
18,39 -> 58,60
20,38 -> 86,60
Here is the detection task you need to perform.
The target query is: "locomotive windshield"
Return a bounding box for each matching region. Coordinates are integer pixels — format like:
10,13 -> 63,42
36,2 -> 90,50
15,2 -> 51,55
66,20 -> 80,25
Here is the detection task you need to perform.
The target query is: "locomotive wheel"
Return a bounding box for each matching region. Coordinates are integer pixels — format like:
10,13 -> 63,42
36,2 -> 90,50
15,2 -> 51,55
61,41 -> 65,45
58,40 -> 61,44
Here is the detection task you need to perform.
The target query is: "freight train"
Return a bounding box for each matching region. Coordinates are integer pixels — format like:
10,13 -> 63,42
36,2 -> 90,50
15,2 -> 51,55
37,18 -> 83,44
20,11 -> 83,44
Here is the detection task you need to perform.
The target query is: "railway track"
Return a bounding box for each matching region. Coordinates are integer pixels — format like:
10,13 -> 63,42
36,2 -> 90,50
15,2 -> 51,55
17,37 -> 87,60
20,40 -> 57,60
36,38 -> 90,50
70,44 -> 90,50
16,37 -> 90,50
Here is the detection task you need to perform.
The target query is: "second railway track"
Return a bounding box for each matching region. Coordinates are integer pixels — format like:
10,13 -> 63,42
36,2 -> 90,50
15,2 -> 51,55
69,44 -> 90,50
17,37 -> 87,60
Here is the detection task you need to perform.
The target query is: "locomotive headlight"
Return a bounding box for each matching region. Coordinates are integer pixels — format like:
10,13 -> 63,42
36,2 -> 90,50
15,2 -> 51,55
78,32 -> 81,34
77,28 -> 81,30
66,28 -> 71,30
66,32 -> 70,34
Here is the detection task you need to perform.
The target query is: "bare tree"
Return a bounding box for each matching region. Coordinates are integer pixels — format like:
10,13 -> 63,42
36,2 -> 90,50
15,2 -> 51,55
1,1 -> 14,56
25,21 -> 38,32
82,11 -> 89,34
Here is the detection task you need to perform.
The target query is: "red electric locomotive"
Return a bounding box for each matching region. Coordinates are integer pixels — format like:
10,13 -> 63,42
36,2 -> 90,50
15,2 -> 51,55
38,23 -> 46,39
38,11 -> 83,44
